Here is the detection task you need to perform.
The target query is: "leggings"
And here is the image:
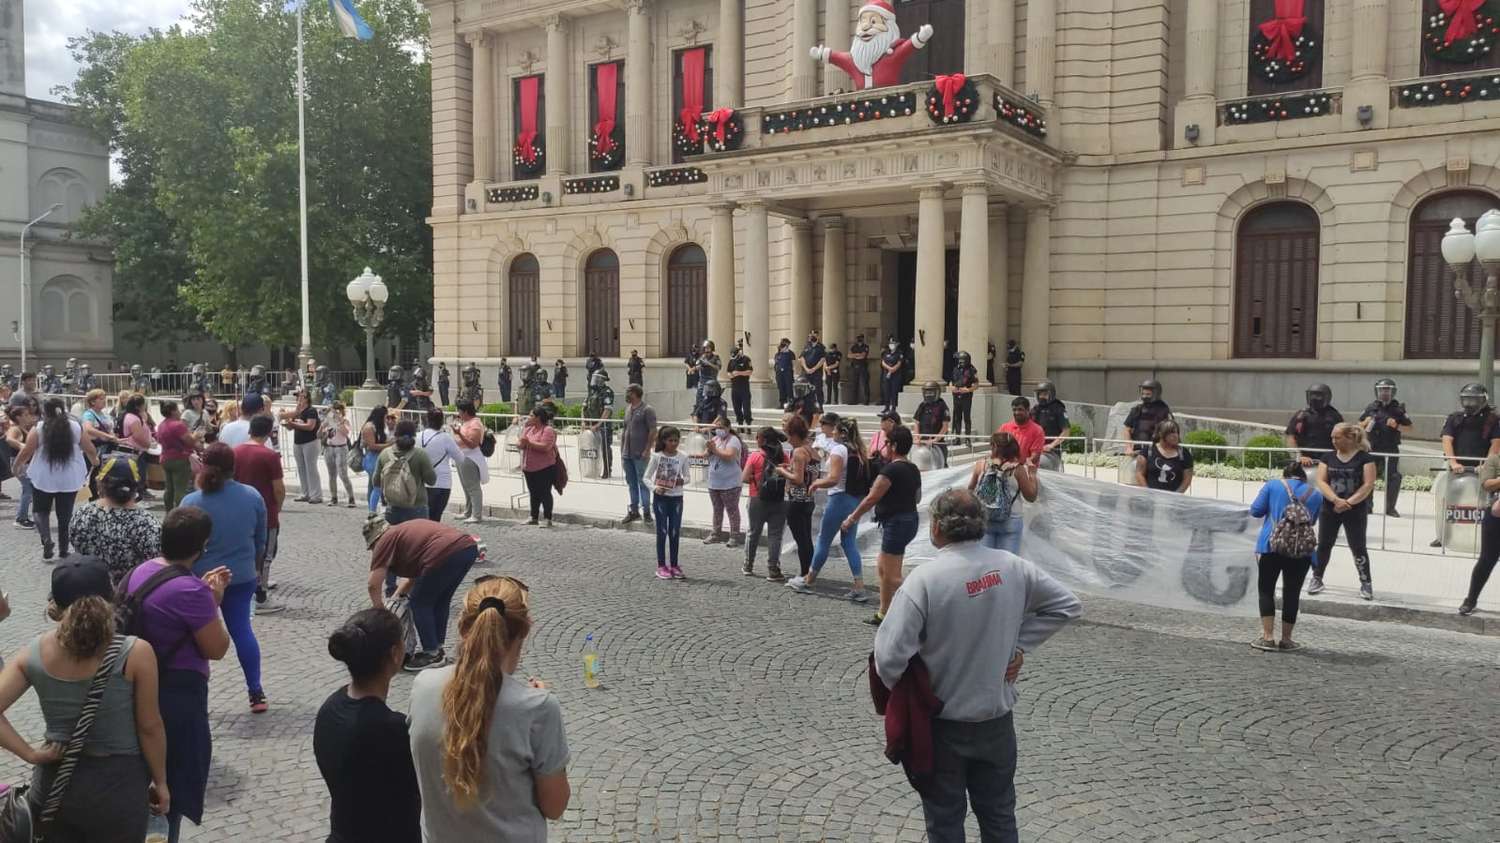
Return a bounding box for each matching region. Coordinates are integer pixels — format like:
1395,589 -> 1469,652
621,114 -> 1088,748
1257,553 -> 1312,624
786,500 -> 816,577
1315,504 -> 1371,584
524,464 -> 556,519
653,495 -> 684,567
363,450 -> 382,512
1467,509 -> 1500,605
32,489 -> 77,555
811,491 -> 862,577
221,581 -> 263,696
709,487 -> 742,534
324,445 -> 355,502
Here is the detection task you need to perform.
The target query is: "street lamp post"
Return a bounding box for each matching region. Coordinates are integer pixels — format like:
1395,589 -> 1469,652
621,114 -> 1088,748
345,267 -> 388,389
18,204 -> 63,373
1442,212 -> 1500,397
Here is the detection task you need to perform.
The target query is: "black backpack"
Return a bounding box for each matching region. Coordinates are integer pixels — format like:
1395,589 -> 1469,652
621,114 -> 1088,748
759,450 -> 787,502
844,453 -> 872,498
115,564 -> 194,669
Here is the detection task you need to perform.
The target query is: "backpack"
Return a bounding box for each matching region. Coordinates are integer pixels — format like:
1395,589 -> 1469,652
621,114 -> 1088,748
1268,479 -> 1318,558
759,450 -> 787,502
381,449 -> 424,508
480,428 -> 497,458
114,564 -> 193,669
975,463 -> 1020,521
844,453 -> 872,498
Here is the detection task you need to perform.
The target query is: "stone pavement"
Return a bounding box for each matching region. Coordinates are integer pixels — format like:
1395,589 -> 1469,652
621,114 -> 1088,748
0,494 -> 1497,840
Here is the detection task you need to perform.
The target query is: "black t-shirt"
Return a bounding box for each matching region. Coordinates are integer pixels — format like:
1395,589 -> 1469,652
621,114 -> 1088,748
1443,410 -> 1500,462
294,406 -> 320,445
1285,406 -> 1344,455
1140,445 -> 1193,491
1033,399 -> 1069,437
313,689 -> 421,843
1360,400 -> 1409,452
915,400 -> 950,435
1124,400 -> 1172,443
728,355 -> 752,377
875,460 -> 922,520
1322,450 -> 1375,501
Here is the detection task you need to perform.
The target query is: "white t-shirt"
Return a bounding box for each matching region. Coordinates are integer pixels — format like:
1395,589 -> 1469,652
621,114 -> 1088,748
419,429 -> 464,490
218,419 -> 252,447
644,452 -> 688,497
824,441 -> 849,494
26,419 -> 88,494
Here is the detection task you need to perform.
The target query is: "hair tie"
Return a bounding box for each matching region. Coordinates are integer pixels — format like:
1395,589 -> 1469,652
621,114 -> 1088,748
478,596 -> 507,617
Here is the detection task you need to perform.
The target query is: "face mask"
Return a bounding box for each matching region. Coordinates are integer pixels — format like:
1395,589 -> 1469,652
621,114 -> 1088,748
716,429 -> 730,439
888,343 -> 897,351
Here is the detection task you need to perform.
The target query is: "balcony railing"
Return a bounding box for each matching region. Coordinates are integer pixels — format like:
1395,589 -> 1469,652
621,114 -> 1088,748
1219,89 -> 1339,125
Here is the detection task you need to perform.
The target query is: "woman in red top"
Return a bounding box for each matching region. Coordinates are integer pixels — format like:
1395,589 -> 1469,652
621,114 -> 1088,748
517,406 -> 559,527
155,400 -> 200,509
740,427 -> 788,581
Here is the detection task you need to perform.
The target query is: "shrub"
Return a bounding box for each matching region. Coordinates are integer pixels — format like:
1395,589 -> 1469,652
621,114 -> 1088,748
339,388 -> 356,407
1061,423 -> 1087,454
1241,433 -> 1293,470
1183,429 -> 1229,464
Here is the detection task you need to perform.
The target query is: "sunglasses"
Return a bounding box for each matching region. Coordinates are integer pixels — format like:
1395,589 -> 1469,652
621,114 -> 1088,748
474,574 -> 529,593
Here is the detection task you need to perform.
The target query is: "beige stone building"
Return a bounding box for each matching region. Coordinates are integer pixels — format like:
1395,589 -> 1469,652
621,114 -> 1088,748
425,0 -> 1500,421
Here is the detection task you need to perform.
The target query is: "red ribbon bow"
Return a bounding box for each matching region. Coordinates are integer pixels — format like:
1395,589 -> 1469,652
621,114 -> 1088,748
705,108 -> 736,144
934,73 -> 967,118
593,119 -> 616,155
1440,0 -> 1486,45
1257,0 -> 1306,62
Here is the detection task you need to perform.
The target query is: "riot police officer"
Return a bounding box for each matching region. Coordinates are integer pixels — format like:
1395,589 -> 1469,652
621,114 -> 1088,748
130,364 -> 150,394
627,350 -> 645,387
949,351 -> 978,439
1003,340 -> 1025,396
1285,383 -> 1343,465
585,354 -> 603,383
40,365 -> 61,394
696,340 -> 721,406
526,363 -> 552,414
1360,378 -> 1412,517
696,378 -> 727,426
62,357 -> 78,390
825,343 -> 843,404
584,369 -> 616,478
0,364 -> 15,391
683,348 -> 700,391
1434,383 -> 1500,547
453,362 -> 480,406
313,365 -> 337,406
879,337 -> 904,413
386,365 -> 408,411
189,363 -> 211,396
914,380 -> 951,462
785,376 -> 821,426
497,359 -> 513,403
799,331 -> 827,404
553,359 -> 569,402
76,363 -> 98,392
246,364 -> 268,397
848,334 -> 870,405
408,366 -> 435,411
437,362 -> 451,407
1122,379 -> 1172,454
773,339 -> 795,407
727,342 -> 753,425
1032,379 -> 1071,471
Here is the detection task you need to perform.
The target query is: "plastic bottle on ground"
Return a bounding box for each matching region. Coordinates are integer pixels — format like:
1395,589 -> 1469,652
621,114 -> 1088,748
583,633 -> 601,689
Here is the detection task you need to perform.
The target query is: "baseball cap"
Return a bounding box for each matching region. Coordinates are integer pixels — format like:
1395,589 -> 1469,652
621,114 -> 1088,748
241,393 -> 265,415
50,557 -> 113,610
878,409 -> 902,423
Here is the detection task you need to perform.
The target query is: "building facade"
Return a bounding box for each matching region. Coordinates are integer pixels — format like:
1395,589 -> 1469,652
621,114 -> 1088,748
0,0 -> 115,371
426,0 -> 1500,418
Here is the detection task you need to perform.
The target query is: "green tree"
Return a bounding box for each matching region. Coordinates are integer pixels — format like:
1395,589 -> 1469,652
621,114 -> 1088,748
67,0 -> 433,357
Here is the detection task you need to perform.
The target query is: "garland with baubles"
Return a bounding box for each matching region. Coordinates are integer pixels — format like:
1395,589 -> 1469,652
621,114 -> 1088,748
1423,0 -> 1499,64
697,109 -> 744,152
762,93 -> 917,134
513,134 -> 545,179
1250,0 -> 1320,85
1223,91 -> 1332,124
926,74 -> 978,124
994,95 -> 1047,138
588,126 -> 626,170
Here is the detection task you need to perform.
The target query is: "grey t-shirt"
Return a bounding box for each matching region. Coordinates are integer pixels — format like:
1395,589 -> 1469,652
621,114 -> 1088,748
621,402 -> 658,457
408,665 -> 570,842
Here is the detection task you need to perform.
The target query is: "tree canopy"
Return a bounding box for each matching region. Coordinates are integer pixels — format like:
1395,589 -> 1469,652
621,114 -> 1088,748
66,0 -> 433,357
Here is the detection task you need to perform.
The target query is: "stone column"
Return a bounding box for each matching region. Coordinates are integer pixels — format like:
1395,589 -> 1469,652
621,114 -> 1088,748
743,201 -> 771,385
823,0 -> 850,94
545,16 -> 571,175
709,203 -> 738,357
1024,0 -> 1056,107
792,0 -> 818,99
788,219 -> 814,346
957,183 -> 990,384
626,0 -> 653,167
1020,206 -> 1052,384
987,0 -> 1015,86
913,185 -> 947,384
820,216 -> 847,351
719,0 -> 744,107
988,205 -> 1009,356
468,32 -> 495,184
1173,0 -> 1219,145
1345,0 -> 1391,130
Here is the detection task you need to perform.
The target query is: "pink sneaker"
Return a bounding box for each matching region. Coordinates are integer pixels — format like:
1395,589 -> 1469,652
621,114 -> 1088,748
669,566 -> 686,580
655,565 -> 672,580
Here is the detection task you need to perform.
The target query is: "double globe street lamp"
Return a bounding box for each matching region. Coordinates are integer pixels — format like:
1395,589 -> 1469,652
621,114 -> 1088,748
345,267 -> 388,389
1441,212 -> 1500,397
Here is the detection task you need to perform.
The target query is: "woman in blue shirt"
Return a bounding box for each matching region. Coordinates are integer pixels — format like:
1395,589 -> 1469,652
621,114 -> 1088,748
1248,462 -> 1324,652
182,443 -> 270,713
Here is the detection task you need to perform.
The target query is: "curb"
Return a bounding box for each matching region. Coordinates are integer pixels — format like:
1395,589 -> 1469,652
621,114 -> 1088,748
478,503 -> 722,540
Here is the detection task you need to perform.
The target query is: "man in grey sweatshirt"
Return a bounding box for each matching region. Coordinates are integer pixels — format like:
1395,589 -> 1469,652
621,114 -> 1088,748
874,488 -> 1083,843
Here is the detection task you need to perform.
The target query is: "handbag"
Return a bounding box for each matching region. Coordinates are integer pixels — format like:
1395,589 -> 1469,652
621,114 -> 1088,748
552,445 -> 568,494
0,635 -> 127,843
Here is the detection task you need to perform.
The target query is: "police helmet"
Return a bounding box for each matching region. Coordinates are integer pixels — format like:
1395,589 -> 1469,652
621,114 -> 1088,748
42,364 -> 54,376
1460,382 -> 1490,414
1035,379 -> 1057,402
79,363 -> 91,374
388,365 -> 405,381
922,380 -> 942,402
1306,383 -> 1332,410
703,379 -> 723,398
0,364 -> 9,375
702,339 -> 715,353
1374,378 -> 1397,401
412,366 -> 425,380
590,370 -> 610,388
250,364 -> 265,376
955,351 -> 971,367
191,363 -> 205,375
65,358 -> 77,370
1139,379 -> 1161,402
130,364 -> 142,376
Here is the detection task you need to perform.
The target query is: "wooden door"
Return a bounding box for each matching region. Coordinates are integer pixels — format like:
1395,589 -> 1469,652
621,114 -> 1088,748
584,250 -> 621,356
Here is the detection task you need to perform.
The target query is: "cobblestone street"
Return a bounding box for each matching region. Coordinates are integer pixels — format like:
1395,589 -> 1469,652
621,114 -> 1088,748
0,498 -> 1497,841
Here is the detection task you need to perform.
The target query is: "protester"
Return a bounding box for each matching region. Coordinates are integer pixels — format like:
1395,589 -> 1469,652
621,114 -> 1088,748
408,577 -> 570,838
1249,462 -> 1325,651
997,397 -> 1046,465
970,431 -> 1039,554
741,427 -> 789,580
869,409 -> 900,461
1135,420 -> 1193,493
518,405 -> 559,528
12,397 -> 99,559
375,420 -> 438,525
322,400 -> 356,507
779,415 -> 819,580
450,400 -> 487,524
0,557 -> 169,842
155,400 -> 199,509
844,425 -> 922,626
1311,422 -> 1378,600
419,408 -> 463,521
69,457 -> 162,586
181,443 -> 271,713
703,415 -> 745,547
180,393 -> 211,440
121,507 -> 232,842
788,415 -> 870,602
644,426 -> 689,579
362,406 -> 394,513
235,416 -> 287,615
315,608 -> 421,843
218,394 -> 263,448
620,386 -> 658,525
282,389 -> 324,504
4,399 -> 36,529
873,489 -> 1082,843
80,388 -> 122,455
364,517 -> 480,671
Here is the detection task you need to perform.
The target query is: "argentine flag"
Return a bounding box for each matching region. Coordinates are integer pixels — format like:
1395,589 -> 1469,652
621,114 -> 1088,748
328,0 -> 375,40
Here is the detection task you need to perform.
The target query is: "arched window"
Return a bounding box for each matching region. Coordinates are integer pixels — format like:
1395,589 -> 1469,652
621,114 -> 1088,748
665,244 -> 707,357
583,249 -> 620,357
35,169 -> 92,224
38,276 -> 96,339
896,0 -> 965,84
1406,190 -> 1497,359
508,254 -> 540,357
1234,202 -> 1320,358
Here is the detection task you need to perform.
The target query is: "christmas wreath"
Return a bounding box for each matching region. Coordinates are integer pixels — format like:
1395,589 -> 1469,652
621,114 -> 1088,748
697,109 -> 744,152
673,117 -> 705,157
513,133 -> 546,179
588,126 -> 626,170
926,74 -> 978,124
1250,0 -> 1320,85
1424,0 -> 1499,63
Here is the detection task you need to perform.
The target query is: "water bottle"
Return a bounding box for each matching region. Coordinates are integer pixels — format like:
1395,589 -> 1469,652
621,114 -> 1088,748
582,633 -> 601,689
145,814 -> 170,843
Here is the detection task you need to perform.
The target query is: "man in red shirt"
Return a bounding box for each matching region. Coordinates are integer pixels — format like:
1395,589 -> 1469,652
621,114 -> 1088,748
998,397 -> 1047,465
235,414 -> 287,614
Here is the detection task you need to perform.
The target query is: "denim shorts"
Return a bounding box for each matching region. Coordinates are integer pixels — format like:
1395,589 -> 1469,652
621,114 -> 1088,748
880,511 -> 921,555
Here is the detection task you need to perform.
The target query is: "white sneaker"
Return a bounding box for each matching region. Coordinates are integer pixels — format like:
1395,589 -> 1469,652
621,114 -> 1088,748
462,516 -> 481,524
255,596 -> 286,615
785,576 -> 811,594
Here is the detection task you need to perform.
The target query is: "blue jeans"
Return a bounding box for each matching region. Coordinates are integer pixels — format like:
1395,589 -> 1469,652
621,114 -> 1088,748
427,487 -> 452,521
983,515 -> 1023,554
14,477 -> 31,523
409,545 -> 478,652
811,492 -> 862,577
363,451 -> 382,512
622,456 -> 652,514
920,714 -> 1019,843
653,496 -> 683,567
221,582 -> 262,695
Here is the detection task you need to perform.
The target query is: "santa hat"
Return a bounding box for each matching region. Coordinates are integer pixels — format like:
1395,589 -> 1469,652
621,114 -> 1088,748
859,0 -> 897,22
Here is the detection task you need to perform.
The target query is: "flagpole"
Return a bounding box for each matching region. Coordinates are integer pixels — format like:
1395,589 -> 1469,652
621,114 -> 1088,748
296,1 -> 312,374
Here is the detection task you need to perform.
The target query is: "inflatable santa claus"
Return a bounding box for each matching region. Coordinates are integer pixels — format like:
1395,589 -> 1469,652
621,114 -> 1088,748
810,0 -> 934,91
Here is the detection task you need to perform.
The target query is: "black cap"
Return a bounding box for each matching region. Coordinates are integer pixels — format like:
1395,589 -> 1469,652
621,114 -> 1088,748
50,557 -> 113,610
241,393 -> 265,415
878,409 -> 902,423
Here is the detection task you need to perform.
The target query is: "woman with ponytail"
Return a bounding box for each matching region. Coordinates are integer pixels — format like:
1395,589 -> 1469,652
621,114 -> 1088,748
12,397 -> 98,560
69,456 -> 162,586
0,557 -> 168,841
408,577 -> 571,839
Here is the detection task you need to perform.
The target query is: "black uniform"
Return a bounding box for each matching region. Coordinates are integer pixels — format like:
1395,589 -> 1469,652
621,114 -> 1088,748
1004,344 -> 1024,396
584,386 -> 616,478
900,342 -> 914,385
1124,399 -> 1173,451
727,354 -> 753,425
386,379 -> 408,410
408,375 -> 434,412
801,342 -> 827,404
498,366 -> 513,403
627,355 -> 645,387
1286,406 -> 1344,459
695,394 -> 727,425
684,353 -> 699,390
950,364 -> 978,438
437,366 -> 450,406
553,365 -> 569,402
1033,398 -> 1070,440
1360,399 -> 1411,514
880,348 -> 904,412
786,392 -> 821,426
1443,409 -> 1500,466
694,353 -> 721,415
773,350 -> 795,406
585,356 -> 603,382
848,340 -> 870,404
824,348 -> 843,404
915,398 -> 951,460
986,342 -> 997,385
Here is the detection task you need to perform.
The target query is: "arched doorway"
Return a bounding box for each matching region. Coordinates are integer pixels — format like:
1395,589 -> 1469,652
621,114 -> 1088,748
508,253 -> 540,357
1233,202 -> 1320,358
1406,190 -> 1497,359
583,249 -> 620,356
665,244 -> 707,357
